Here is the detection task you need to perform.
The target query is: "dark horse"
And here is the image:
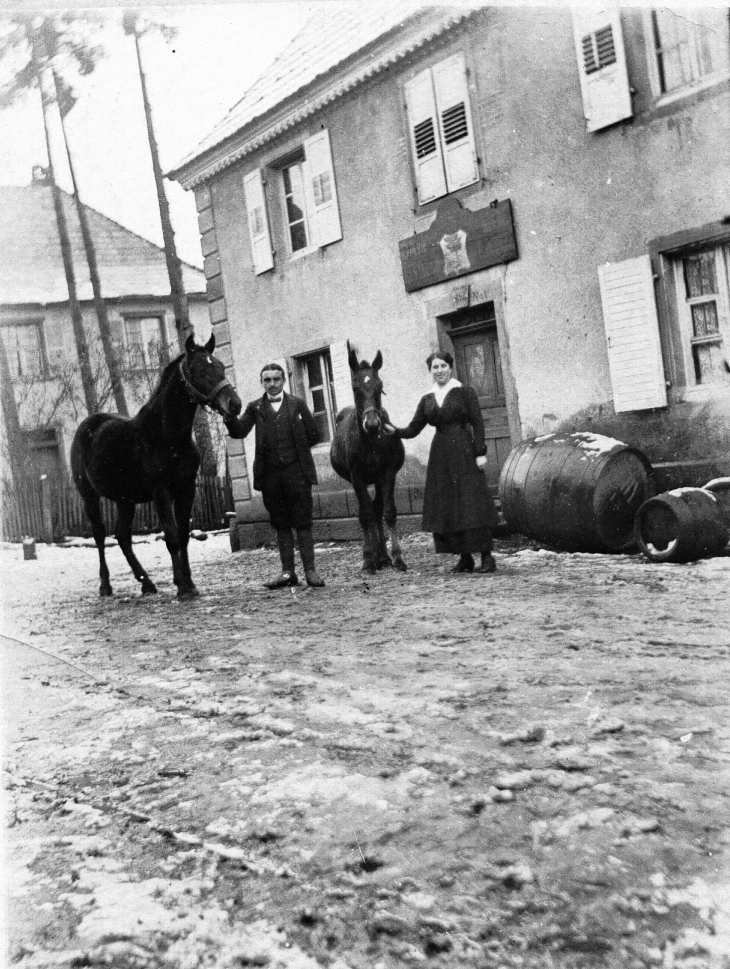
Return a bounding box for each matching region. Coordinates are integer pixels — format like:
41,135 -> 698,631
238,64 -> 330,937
330,349 -> 407,574
71,335 -> 242,599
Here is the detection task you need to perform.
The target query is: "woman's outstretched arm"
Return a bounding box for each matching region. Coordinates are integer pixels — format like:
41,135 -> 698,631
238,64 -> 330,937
385,396 -> 428,439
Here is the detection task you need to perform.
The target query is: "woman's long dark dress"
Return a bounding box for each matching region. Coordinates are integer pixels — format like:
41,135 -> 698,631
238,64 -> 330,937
397,385 -> 498,553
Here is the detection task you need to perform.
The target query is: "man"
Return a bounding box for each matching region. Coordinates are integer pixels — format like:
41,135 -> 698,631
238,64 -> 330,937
224,363 -> 324,588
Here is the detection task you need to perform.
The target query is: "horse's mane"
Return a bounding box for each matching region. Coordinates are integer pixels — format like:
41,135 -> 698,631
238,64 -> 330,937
143,352 -> 185,408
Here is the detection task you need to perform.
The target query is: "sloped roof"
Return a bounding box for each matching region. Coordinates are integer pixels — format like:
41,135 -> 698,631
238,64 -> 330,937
170,3 -> 474,187
0,184 -> 206,306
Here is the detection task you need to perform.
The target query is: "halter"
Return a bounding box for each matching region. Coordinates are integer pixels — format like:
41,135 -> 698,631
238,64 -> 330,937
179,359 -> 232,411
361,406 -> 382,421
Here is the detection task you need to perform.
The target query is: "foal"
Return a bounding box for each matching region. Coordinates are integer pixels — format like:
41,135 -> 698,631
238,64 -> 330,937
330,349 -> 407,574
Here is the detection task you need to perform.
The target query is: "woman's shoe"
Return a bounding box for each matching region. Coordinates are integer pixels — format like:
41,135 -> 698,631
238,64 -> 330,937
477,553 -> 497,573
451,554 -> 474,573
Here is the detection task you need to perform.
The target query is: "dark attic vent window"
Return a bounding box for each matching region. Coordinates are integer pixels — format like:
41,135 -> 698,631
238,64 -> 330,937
415,118 -> 437,158
583,26 -> 617,74
442,102 -> 468,144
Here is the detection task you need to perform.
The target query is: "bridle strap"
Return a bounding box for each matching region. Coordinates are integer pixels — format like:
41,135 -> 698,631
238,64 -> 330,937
179,360 -> 231,409
362,406 -> 382,420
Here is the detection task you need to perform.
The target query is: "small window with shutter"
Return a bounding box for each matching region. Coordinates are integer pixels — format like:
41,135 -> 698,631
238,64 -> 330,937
572,7 -> 632,133
273,129 -> 343,260
404,52 -> 479,205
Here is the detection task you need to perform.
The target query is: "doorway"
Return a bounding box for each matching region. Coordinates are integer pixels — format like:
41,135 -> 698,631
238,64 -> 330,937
443,305 -> 512,493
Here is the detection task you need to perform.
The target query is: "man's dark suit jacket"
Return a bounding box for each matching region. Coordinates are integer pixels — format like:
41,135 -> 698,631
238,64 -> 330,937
225,393 -> 319,492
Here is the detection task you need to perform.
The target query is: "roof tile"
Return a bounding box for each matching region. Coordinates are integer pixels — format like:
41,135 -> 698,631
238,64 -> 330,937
0,185 -> 206,305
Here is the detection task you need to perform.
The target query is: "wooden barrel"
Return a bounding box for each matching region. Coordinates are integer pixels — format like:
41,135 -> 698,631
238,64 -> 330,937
498,432 -> 654,552
634,483 -> 730,563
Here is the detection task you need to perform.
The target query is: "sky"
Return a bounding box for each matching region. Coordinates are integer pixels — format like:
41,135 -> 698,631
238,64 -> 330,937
0,2 -> 328,267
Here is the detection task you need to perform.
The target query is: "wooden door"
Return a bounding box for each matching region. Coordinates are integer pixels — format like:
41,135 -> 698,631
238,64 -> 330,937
452,326 -> 512,493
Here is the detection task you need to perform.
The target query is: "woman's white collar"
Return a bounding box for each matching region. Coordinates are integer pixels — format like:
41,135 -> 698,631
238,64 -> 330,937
432,376 -> 462,404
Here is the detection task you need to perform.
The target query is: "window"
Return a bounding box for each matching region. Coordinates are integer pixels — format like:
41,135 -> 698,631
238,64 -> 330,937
123,316 -> 166,370
404,52 -> 478,205
296,350 -> 337,443
647,8 -> 730,98
1,321 -> 46,378
672,245 -> 730,388
244,129 -> 342,274
282,160 -> 310,254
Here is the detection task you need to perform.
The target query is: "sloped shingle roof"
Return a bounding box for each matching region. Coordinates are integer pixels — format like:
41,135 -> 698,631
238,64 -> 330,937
0,184 -> 206,306
170,3 -> 473,186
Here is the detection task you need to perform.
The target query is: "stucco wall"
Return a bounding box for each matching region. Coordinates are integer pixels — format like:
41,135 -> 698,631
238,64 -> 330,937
202,6 -> 730,501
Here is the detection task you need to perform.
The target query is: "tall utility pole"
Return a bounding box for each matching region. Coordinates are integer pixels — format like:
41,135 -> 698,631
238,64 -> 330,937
124,12 -> 216,472
29,22 -> 98,415
52,67 -> 129,416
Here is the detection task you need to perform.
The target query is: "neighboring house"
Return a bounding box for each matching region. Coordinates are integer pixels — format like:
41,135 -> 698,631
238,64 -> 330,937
169,4 -> 730,546
0,176 -> 210,483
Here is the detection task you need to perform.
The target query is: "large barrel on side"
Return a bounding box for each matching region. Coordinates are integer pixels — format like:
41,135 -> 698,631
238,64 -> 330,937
634,478 -> 730,563
498,432 -> 654,552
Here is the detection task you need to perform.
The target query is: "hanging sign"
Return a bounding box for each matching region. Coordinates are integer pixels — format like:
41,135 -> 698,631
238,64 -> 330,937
398,197 -> 518,293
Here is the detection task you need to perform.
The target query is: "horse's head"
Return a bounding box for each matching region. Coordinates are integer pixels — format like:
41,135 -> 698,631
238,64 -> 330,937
349,348 -> 384,436
181,334 -> 242,418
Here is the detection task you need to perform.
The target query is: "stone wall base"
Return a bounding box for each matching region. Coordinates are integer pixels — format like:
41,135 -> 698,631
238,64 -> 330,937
234,514 -> 425,550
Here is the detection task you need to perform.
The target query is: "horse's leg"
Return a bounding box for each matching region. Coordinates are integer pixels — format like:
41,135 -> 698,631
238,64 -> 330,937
82,494 -> 113,596
351,472 -> 378,574
372,484 -> 392,569
154,489 -> 196,599
115,500 -> 157,595
383,468 -> 407,572
173,480 -> 197,596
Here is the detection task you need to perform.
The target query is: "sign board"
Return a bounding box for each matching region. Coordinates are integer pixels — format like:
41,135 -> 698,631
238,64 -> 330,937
398,197 -> 518,293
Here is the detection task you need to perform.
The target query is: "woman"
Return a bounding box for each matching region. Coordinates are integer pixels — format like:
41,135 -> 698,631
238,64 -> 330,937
388,351 -> 499,574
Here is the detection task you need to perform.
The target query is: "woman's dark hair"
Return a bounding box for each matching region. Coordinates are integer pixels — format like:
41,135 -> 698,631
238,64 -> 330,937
426,350 -> 454,369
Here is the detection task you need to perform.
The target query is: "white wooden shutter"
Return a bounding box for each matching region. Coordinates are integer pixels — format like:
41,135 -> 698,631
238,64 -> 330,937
243,169 -> 274,274
432,53 -> 479,193
572,7 -> 632,133
404,69 -> 448,204
302,130 -> 342,248
598,255 -> 668,413
329,339 -> 352,417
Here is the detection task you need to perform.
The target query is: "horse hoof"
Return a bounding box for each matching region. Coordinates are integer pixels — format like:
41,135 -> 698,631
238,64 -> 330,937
99,585 -> 112,597
361,565 -> 377,576
394,560 -> 408,572
177,587 -> 199,600
378,557 -> 393,569
141,581 -> 158,595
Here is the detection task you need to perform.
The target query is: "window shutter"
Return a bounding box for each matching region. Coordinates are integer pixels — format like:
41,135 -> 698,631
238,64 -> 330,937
302,130 -> 342,248
328,339 -> 352,418
598,255 -> 668,413
572,7 -> 632,133
404,68 -> 448,205
432,53 -> 479,193
243,169 -> 274,274
274,356 -> 292,393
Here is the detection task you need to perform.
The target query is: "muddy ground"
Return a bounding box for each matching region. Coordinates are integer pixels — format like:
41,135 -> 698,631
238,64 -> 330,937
1,530 -> 729,969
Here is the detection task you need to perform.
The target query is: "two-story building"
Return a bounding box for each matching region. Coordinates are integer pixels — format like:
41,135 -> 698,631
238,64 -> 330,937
169,4 -> 730,547
0,177 -> 210,482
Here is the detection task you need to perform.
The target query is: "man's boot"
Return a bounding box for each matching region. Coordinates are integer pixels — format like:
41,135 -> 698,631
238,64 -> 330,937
264,529 -> 299,588
297,528 -> 325,587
